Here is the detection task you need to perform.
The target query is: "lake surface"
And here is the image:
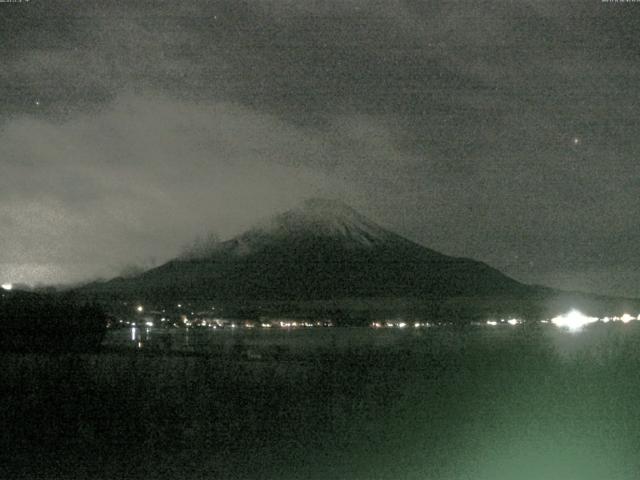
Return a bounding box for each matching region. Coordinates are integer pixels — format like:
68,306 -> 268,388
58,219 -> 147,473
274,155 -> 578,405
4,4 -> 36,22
103,321 -> 639,359
104,325 -> 431,355
4,322 -> 640,480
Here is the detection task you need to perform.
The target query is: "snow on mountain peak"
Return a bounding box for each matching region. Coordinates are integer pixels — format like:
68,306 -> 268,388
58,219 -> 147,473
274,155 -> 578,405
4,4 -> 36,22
233,198 -> 394,251
278,198 -> 391,243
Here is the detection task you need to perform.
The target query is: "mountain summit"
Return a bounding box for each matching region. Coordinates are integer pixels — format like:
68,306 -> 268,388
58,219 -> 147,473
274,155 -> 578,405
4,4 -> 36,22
86,198 -> 530,304
222,198 -> 398,256
253,198 -> 392,244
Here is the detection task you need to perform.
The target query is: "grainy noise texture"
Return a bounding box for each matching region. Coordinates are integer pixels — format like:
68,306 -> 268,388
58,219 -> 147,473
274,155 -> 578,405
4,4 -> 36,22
1,1 -> 638,295
2,3 -> 640,479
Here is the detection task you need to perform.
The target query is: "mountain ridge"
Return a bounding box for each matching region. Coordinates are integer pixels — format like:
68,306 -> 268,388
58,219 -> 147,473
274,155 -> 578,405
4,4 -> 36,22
77,198 -> 640,320
217,198 -> 443,256
81,198 -> 529,301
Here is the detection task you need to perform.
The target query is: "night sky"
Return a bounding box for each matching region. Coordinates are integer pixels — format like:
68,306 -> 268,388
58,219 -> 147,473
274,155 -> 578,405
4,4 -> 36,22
1,0 -> 638,297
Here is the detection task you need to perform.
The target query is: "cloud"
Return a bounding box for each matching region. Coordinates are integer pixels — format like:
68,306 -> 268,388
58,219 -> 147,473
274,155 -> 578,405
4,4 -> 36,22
0,93 -> 355,284
1,0 -> 639,296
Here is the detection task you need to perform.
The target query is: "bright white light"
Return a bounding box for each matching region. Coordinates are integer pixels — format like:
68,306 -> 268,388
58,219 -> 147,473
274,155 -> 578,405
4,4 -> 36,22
145,321 -> 154,327
620,313 -> 634,324
486,321 -> 498,326
398,322 -> 407,328
1,283 -> 12,291
507,319 -> 519,326
551,310 -> 598,332
136,305 -> 144,313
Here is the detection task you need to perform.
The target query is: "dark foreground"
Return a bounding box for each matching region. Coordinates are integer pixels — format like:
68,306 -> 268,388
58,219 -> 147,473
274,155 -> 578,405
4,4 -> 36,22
2,325 -> 640,480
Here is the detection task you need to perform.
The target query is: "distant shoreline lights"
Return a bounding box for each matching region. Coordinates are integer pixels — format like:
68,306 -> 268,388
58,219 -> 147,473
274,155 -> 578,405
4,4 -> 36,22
481,310 -> 639,333
550,310 -> 599,332
550,310 -> 640,332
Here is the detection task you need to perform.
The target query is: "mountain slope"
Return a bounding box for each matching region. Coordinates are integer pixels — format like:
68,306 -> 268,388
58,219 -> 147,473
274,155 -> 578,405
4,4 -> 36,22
84,198 -> 531,303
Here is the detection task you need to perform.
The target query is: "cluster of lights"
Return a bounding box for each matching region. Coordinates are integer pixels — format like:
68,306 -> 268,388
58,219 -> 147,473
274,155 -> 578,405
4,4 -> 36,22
129,303 -> 342,330
124,304 -> 640,336
1,283 -> 12,291
126,318 -> 335,329
278,321 -> 331,328
485,318 -> 522,327
370,321 -> 431,329
549,310 -> 640,332
549,310 -> 598,332
482,311 -> 640,333
608,313 -> 637,323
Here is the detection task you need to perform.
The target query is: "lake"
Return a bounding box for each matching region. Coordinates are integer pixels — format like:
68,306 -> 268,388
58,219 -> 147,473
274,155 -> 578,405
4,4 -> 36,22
2,321 -> 640,479
104,324 -> 433,355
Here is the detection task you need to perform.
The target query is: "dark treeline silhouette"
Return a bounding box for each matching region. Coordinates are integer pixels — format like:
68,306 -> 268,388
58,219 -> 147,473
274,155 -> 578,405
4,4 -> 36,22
0,290 -> 107,352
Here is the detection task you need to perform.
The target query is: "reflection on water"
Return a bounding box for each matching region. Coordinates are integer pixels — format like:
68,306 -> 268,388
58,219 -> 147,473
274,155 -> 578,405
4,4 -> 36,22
106,324 -> 427,357
107,321 -> 640,361
6,321 -> 640,480
100,321 -> 640,480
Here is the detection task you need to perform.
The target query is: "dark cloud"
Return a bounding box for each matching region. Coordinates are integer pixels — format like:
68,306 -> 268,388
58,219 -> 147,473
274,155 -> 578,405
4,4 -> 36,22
1,0 -> 639,296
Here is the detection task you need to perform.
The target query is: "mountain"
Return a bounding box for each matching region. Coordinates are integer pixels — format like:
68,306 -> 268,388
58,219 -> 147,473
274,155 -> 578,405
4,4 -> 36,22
82,199 -> 527,300
80,198 -> 639,320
